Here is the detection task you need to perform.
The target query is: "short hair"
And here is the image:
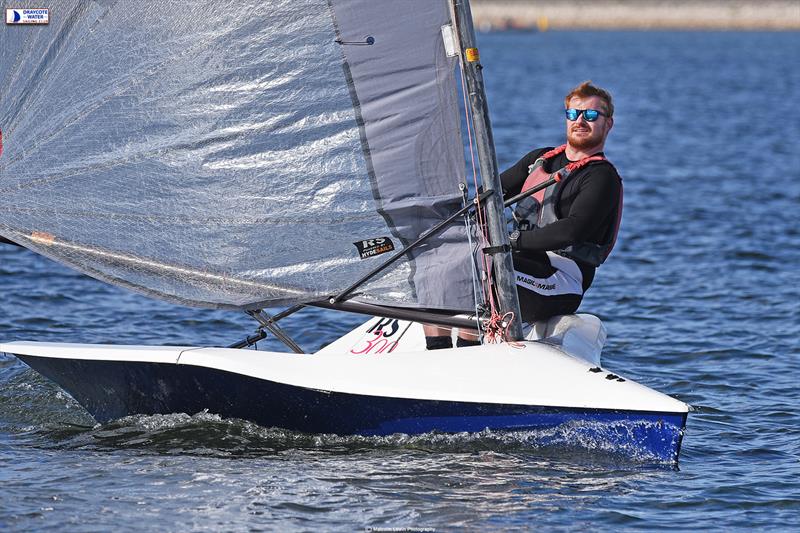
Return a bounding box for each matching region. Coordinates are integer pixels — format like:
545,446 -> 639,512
565,81 -> 614,117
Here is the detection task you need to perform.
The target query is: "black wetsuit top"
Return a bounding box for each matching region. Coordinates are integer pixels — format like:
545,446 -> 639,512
500,147 -> 622,292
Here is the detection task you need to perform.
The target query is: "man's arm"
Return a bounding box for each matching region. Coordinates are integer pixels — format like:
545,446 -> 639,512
514,165 -> 621,252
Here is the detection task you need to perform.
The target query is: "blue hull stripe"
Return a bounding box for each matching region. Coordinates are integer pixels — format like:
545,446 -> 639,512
16,355 -> 687,463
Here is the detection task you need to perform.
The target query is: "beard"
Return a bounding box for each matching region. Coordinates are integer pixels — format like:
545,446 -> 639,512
567,126 -> 605,151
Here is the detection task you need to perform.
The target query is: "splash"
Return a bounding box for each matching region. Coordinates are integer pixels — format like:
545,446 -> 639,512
19,410 -> 680,466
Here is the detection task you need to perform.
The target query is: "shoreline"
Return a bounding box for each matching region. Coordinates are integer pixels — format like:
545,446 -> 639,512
471,0 -> 800,31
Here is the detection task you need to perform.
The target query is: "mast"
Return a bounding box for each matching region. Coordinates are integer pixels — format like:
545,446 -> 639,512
450,0 -> 524,340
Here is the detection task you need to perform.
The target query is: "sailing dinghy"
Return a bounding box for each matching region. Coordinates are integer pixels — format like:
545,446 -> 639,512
0,0 -> 688,463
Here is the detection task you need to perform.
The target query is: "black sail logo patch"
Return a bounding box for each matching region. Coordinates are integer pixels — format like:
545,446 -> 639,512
354,237 -> 394,259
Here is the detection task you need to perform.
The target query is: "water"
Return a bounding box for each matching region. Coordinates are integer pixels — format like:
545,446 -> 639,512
2,30 -> 799,530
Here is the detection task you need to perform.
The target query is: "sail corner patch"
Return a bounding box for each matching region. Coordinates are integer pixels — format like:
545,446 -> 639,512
353,237 -> 394,260
6,8 -> 49,24
441,24 -> 457,57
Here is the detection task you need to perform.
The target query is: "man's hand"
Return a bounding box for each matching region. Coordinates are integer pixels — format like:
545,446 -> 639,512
508,229 -> 521,250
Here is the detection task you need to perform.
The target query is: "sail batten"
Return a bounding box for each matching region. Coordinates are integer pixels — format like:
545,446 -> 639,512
1,0 -> 477,311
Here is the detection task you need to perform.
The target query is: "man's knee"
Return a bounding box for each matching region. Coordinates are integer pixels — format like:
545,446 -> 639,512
519,292 -> 582,322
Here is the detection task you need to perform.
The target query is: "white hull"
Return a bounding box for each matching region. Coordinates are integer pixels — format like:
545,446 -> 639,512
1,315 -> 689,463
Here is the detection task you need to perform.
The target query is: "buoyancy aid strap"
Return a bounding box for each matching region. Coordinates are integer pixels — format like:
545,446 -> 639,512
565,154 -> 605,172
541,144 -> 567,159
520,162 -> 559,196
520,145 -> 606,194
541,144 -> 606,171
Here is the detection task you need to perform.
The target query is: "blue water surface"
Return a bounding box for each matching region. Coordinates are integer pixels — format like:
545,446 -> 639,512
2,30 -> 799,531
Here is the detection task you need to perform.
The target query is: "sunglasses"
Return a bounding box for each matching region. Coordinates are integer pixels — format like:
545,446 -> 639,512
565,108 -> 608,122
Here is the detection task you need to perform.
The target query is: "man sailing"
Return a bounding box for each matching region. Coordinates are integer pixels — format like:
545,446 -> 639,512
425,80 -> 622,349
501,80 -> 622,324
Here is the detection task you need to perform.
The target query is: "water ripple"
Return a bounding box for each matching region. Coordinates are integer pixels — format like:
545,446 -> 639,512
2,29 -> 800,531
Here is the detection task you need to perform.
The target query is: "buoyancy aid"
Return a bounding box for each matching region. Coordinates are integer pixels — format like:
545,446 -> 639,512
512,144 -> 622,267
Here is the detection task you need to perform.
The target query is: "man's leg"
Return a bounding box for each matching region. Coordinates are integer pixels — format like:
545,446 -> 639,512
423,324 -> 452,350
422,325 -> 480,349
423,250 -> 583,348
512,251 -> 583,324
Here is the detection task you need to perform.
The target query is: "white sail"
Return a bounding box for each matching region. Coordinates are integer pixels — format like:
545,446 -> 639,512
0,0 -> 476,310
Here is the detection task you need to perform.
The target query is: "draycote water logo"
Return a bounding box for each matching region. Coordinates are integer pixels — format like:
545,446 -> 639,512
6,8 -> 49,24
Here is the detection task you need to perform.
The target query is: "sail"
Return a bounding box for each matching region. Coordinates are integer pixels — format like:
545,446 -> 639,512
0,0 -> 477,311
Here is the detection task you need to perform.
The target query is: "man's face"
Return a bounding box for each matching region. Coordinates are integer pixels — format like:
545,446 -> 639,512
565,95 -> 613,151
